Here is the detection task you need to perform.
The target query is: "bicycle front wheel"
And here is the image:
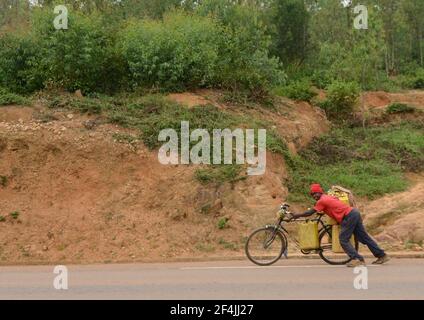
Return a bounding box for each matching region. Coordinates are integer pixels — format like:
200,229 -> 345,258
245,227 -> 287,266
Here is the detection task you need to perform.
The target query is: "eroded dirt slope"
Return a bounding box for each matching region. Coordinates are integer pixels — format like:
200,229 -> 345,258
0,94 -> 328,264
363,174 -> 424,251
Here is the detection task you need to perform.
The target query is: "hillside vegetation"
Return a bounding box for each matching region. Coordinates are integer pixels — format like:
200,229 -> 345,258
1,0 -> 424,262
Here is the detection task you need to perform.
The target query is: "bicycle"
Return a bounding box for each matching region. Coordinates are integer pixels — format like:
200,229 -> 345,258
245,203 -> 359,266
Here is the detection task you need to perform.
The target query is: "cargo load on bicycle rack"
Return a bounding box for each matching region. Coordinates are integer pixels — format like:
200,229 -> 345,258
326,185 -> 356,253
322,185 -> 356,225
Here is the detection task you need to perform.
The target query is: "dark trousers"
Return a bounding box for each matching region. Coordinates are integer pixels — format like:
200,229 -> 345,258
340,209 -> 385,261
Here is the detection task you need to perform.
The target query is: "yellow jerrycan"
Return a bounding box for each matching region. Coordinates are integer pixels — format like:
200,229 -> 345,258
298,221 -> 319,250
332,225 -> 355,253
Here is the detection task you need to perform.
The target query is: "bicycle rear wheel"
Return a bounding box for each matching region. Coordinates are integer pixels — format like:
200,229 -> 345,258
318,227 -> 359,265
245,227 -> 287,266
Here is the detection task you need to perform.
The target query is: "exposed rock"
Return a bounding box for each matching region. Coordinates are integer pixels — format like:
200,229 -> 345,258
75,90 -> 83,98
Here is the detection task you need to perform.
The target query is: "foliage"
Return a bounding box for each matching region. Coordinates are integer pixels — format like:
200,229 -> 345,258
195,0 -> 286,95
217,217 -> 230,229
386,103 -> 416,114
274,80 -> 317,102
118,11 -> 222,91
9,211 -> 20,220
0,34 -> 43,94
269,0 -> 310,65
288,122 -> 424,203
0,175 -> 7,187
0,87 -> 30,106
408,69 -> 424,89
195,165 -> 245,185
47,94 -> 111,114
31,9 -> 122,94
317,81 -> 360,120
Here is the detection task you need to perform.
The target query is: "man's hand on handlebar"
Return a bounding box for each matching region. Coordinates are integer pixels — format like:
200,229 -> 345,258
285,212 -> 297,221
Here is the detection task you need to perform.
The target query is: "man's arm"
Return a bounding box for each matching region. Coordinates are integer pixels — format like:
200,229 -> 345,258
291,208 -> 317,219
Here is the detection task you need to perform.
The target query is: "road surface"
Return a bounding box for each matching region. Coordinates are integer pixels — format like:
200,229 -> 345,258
0,258 -> 423,299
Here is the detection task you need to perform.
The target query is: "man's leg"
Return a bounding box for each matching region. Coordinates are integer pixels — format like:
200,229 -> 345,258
340,210 -> 364,261
353,212 -> 385,258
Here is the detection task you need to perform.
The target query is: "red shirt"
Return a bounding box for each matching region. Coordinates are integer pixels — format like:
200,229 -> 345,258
314,195 -> 353,224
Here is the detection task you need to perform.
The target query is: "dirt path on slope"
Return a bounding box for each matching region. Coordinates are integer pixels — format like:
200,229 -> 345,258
363,174 -> 424,251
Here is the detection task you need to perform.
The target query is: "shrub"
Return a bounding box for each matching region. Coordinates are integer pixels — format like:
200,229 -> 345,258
119,9 -> 285,96
0,87 -> 30,105
221,49 -> 285,99
274,80 -> 317,102
197,1 -> 286,96
217,217 -> 229,229
395,68 -> 424,90
318,81 -> 360,120
118,11 -> 222,91
0,175 -> 7,187
411,69 -> 424,89
386,103 -> 416,114
9,211 -> 20,220
195,165 -> 244,185
47,95 -> 110,115
31,9 -> 121,94
0,34 -> 43,94
311,70 -> 334,89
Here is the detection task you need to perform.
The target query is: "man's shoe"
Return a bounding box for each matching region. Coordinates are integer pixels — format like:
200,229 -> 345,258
372,254 -> 390,265
346,259 -> 366,267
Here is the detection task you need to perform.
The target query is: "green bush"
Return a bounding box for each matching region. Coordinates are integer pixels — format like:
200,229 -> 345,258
47,95 -> 111,115
1,5 -> 284,96
0,175 -> 7,187
386,103 -> 416,114
195,165 -> 244,185
411,69 -> 424,89
0,34 -> 43,94
217,217 -> 229,229
9,211 -> 20,220
0,87 -> 30,106
119,9 -> 285,95
119,11 -> 222,91
274,80 -> 317,102
395,68 -> 424,90
197,1 -> 286,96
31,9 -> 122,94
318,81 -> 360,120
311,70 -> 334,89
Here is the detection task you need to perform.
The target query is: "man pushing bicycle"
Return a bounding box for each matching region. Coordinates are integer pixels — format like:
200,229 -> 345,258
288,184 -> 390,267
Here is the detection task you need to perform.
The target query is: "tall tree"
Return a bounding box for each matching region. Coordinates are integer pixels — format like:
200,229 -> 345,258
402,0 -> 424,67
270,0 -> 310,66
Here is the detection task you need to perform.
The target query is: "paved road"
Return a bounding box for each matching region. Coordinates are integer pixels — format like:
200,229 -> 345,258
0,259 -> 423,299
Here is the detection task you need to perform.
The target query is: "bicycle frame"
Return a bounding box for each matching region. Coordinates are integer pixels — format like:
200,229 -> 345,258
265,214 -> 332,253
